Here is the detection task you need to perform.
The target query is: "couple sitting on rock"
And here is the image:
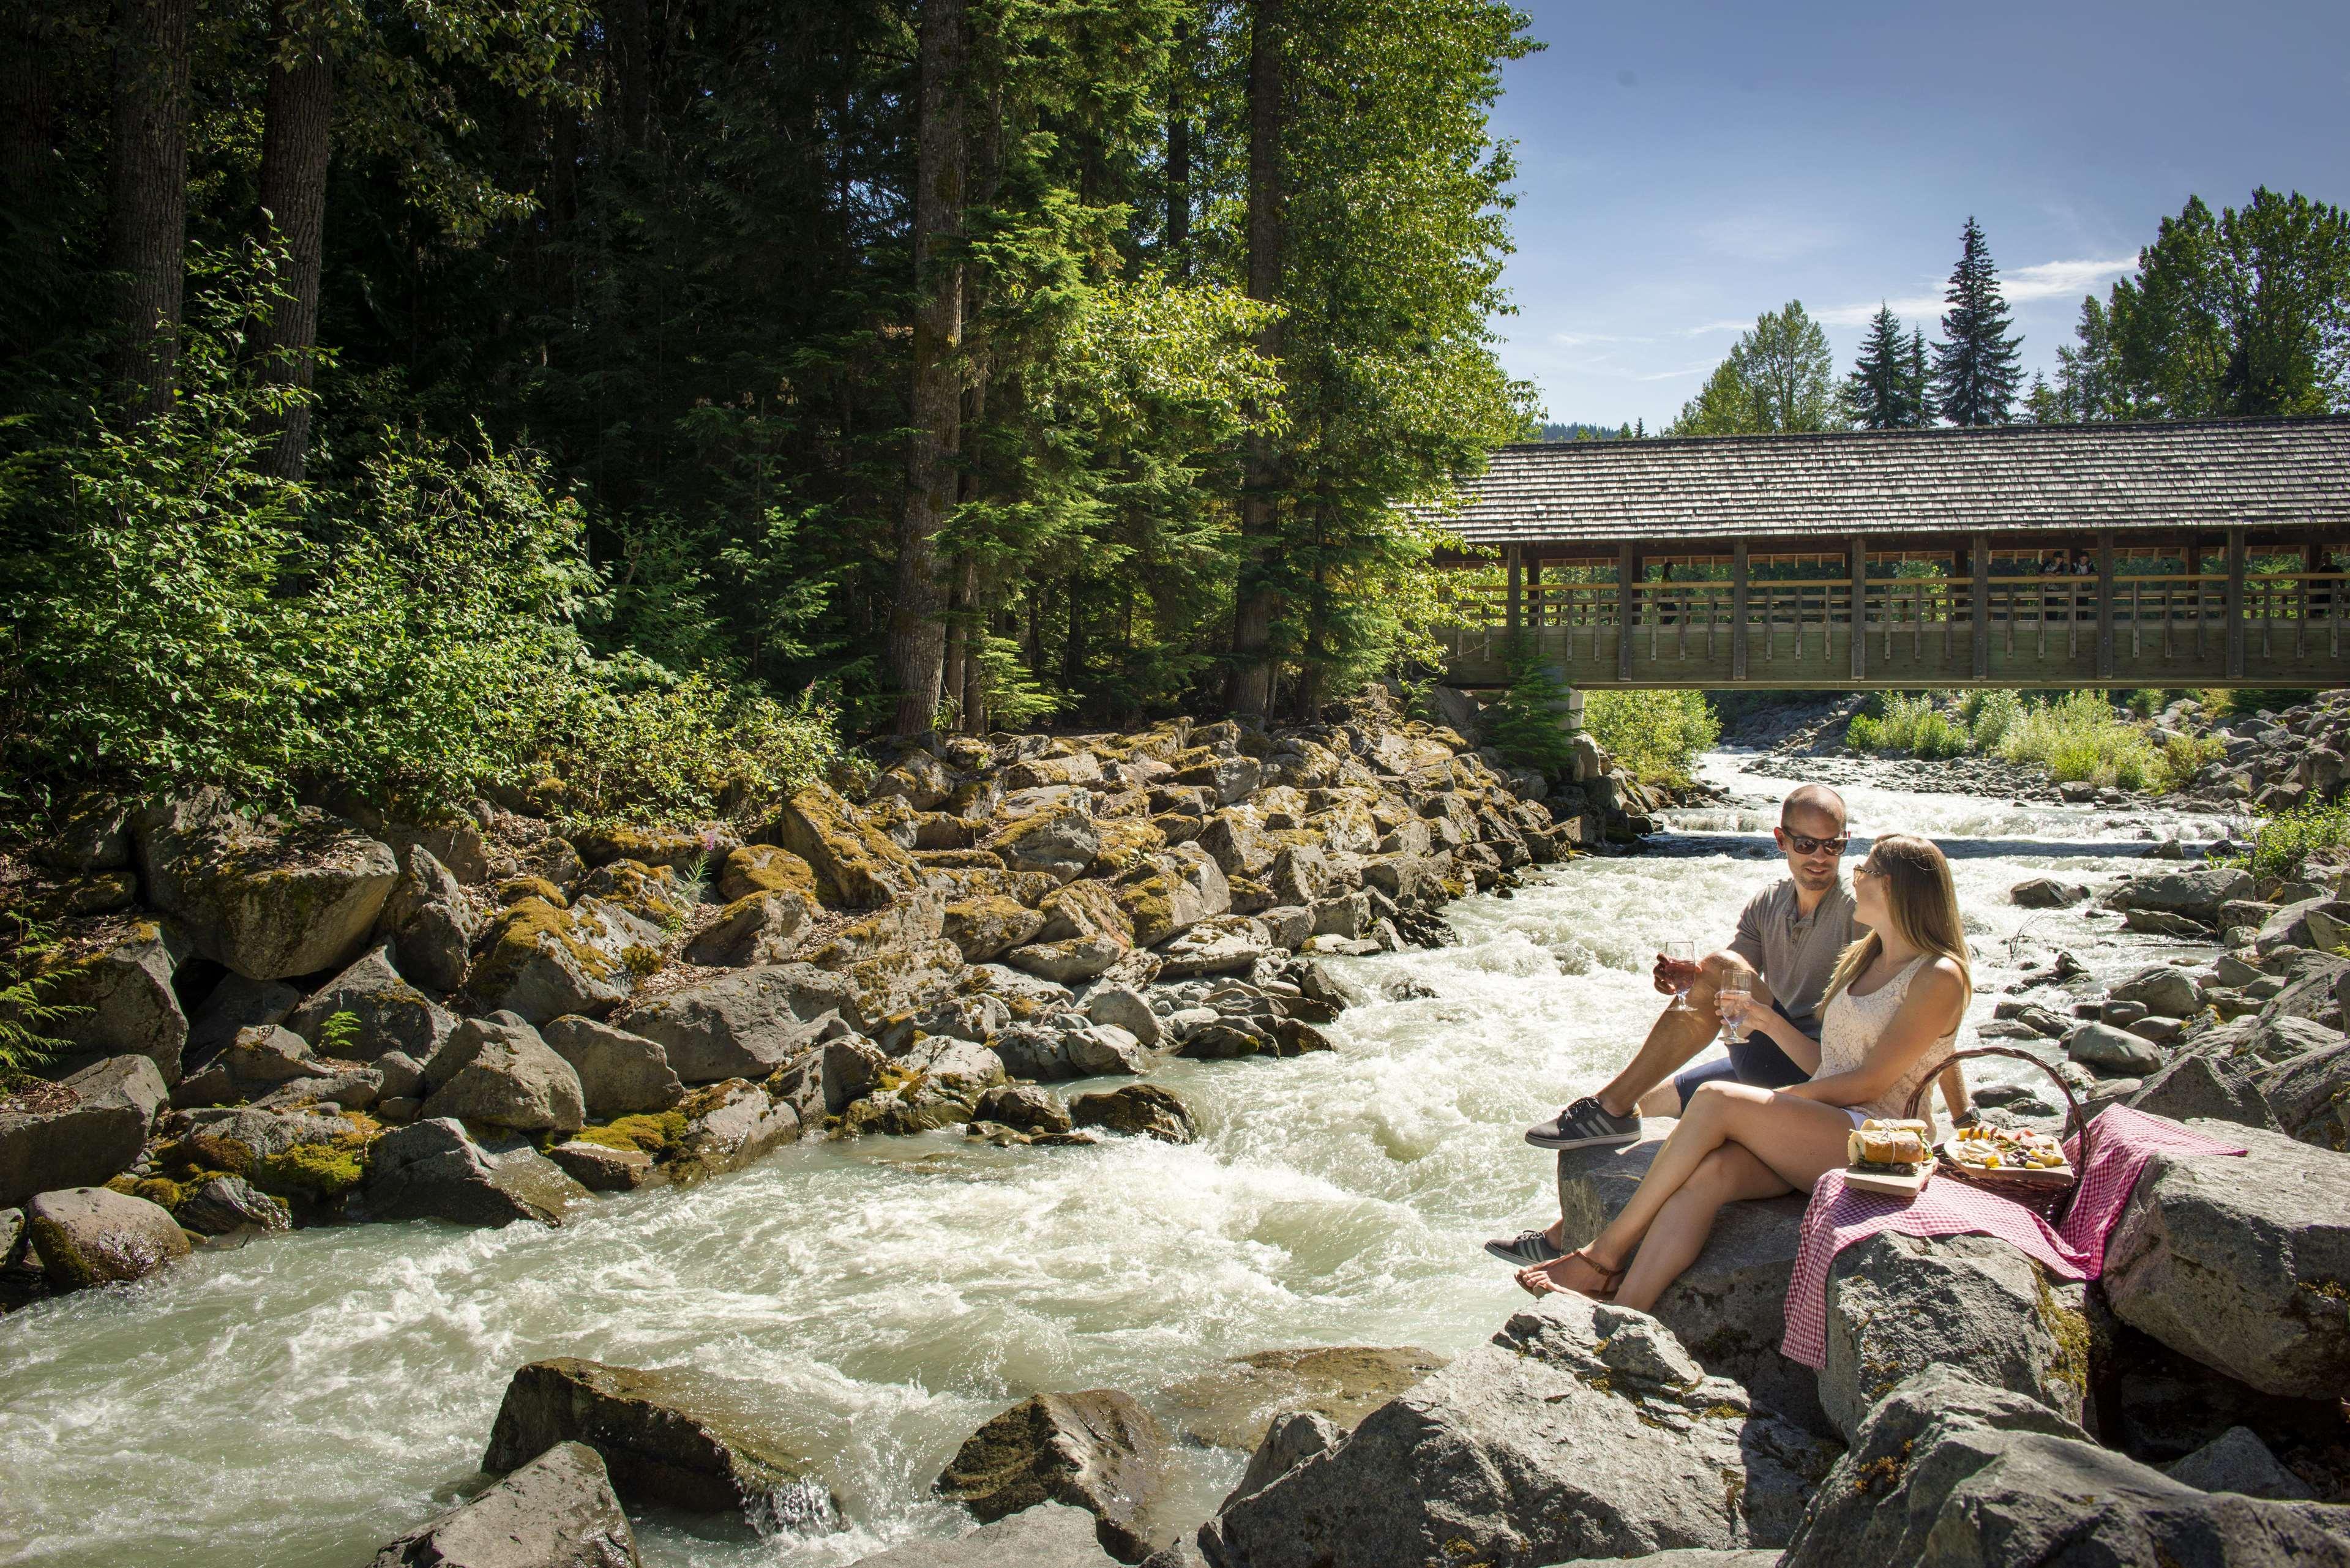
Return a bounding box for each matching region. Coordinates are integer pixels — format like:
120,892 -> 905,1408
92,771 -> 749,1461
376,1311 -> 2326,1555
1489,783 -> 1975,1307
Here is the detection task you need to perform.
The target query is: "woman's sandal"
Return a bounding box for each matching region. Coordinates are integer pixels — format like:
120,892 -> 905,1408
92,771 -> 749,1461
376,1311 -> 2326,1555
1516,1245 -> 1625,1301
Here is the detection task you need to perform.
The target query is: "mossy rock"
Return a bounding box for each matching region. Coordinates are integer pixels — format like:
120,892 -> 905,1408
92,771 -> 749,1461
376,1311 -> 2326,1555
777,783 -> 921,909
573,825 -> 717,873
1088,818 -> 1167,879
717,843 -> 821,904
496,876 -> 568,909
573,1110 -> 689,1158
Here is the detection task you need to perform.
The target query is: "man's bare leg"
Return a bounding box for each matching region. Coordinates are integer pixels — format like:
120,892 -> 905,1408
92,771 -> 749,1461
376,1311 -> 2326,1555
1591,952 -> 1766,1121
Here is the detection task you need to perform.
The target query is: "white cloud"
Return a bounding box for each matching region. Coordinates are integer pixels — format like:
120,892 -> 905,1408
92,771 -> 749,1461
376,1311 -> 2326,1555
1815,255 -> 2138,327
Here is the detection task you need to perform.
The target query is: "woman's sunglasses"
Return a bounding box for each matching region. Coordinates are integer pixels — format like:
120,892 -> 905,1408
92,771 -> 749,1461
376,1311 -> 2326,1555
1778,831 -> 1849,856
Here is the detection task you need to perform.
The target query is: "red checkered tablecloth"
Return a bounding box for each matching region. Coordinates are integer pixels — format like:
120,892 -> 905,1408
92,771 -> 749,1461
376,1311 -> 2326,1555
1780,1105 -> 2245,1369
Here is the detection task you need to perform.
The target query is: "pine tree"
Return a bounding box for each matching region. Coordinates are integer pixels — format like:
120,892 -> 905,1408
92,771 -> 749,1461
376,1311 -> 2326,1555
1842,304 -> 1924,428
1930,216 -> 2025,425
1905,329 -> 1935,425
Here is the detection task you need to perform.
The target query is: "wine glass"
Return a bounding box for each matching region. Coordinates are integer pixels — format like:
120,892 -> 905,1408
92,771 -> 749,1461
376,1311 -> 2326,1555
1664,939 -> 1699,1013
1718,985 -> 1749,1043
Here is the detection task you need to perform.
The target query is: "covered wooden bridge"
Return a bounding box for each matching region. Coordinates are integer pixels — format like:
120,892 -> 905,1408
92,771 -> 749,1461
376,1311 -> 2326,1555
1426,417 -> 2350,690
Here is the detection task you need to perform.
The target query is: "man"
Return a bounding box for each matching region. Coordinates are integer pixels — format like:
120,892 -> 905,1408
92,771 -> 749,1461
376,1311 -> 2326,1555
1521,782 -> 1865,1155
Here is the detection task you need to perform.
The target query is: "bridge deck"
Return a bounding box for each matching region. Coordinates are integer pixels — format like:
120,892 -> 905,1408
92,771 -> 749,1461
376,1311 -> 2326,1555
1439,571 -> 2350,690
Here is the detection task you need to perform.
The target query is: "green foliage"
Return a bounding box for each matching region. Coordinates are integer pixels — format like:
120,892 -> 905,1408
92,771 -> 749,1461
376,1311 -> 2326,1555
0,916 -> 88,1086
2240,798 -> 2350,883
1842,305 -> 1933,429
1997,690 -> 2157,791
315,1010 -> 362,1057
1959,688 -> 2025,752
1932,217 -> 2025,426
1673,302 -> 1841,436
1849,692 -> 1968,759
1585,689 -> 1719,788
1485,649 -> 1579,774
2150,731 -> 2227,794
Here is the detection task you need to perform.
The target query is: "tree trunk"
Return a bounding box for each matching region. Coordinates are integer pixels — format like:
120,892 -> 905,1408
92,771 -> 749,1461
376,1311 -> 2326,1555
2,8 -> 57,212
885,0 -> 968,736
1228,0 -> 1284,717
1062,571 -> 1085,689
254,0 -> 333,480
105,0 -> 193,419
607,0 -> 651,151
1166,23 -> 1189,267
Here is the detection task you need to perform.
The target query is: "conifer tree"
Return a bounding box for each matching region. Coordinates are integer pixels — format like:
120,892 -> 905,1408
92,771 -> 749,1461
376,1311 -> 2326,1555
1906,329 -> 1934,425
1842,304 -> 1925,428
1930,216 -> 2024,425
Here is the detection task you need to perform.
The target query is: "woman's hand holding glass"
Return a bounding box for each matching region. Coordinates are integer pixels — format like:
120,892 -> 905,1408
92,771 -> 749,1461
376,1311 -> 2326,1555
1715,987 -> 1757,1042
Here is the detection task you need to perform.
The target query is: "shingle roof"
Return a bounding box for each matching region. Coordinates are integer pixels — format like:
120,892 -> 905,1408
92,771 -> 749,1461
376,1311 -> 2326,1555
1415,417 -> 2350,550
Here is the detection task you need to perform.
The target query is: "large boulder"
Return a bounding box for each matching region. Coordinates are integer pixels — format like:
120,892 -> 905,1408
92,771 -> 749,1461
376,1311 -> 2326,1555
1199,1296 -> 1837,1568
2255,897 -> 2350,957
1153,918 -> 1271,980
1069,1085 -> 1196,1144
376,843 -> 479,994
989,804 -> 1102,884
1082,986 -> 1163,1049
1821,1231 -> 2089,1442
43,919 -> 190,1084
183,972 -> 302,1062
845,1038 -> 1006,1135
422,1018 -> 587,1135
2130,1050 -> 2280,1132
464,897 -> 668,1025
2101,1118 -> 2350,1396
1006,935 -> 1126,985
662,1077 -> 803,1182
2065,1020 -> 2164,1075
717,843 -> 821,903
847,1502 -> 1114,1568
134,794 -> 400,980
1555,1125 -> 1816,1428
1163,1346 -> 1447,1452
23,1185 -> 189,1290
285,943 -> 458,1063
0,1055 -> 168,1208
482,1357 -> 839,1528
779,782 -> 926,908
541,1017 -> 683,1118
2109,965 -> 2201,1019
938,1391 -> 1170,1563
2163,1425 -> 2321,1501
2102,866 -> 2255,925
370,1440 -> 641,1568
683,890 -> 816,968
2258,1038 -> 2350,1151
624,963 -> 855,1082
365,1119 -> 586,1228
1781,1368 -> 2350,1567
1116,849 -> 1230,948
174,1175 -> 291,1236
943,895 -> 1049,964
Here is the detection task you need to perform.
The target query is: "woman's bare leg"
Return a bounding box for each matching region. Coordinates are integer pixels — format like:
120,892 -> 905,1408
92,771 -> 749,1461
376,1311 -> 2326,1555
1610,1144 -> 1789,1312
1519,1082 -> 1851,1295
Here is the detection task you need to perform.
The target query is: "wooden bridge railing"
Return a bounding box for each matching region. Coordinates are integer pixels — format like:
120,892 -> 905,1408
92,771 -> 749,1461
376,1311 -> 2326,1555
1437,572 -> 2350,688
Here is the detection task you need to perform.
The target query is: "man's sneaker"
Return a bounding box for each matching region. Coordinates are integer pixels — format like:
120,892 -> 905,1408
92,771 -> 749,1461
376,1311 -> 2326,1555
1483,1228 -> 1563,1266
1524,1097 -> 1641,1151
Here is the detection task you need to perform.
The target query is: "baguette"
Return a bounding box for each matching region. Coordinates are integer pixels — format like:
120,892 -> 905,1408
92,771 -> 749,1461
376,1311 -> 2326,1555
1847,1126 -> 1928,1167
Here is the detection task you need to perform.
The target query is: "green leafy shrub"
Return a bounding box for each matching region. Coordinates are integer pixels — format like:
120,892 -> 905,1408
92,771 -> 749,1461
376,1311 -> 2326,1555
2240,799 -> 2350,883
1962,689 -> 2024,752
2149,731 -> 2227,794
1844,712 -> 1884,750
1997,690 -> 2158,791
1585,689 -> 1719,787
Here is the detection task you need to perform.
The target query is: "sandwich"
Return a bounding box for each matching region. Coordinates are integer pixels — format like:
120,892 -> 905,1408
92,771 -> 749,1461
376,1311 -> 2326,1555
1846,1118 -> 1930,1172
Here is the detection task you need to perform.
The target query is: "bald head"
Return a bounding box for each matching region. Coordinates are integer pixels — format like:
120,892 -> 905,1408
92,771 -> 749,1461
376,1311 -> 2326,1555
1781,783 -> 1848,836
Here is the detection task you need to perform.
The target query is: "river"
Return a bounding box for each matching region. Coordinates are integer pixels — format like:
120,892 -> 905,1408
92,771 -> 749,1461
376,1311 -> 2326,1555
0,753 -> 2248,1567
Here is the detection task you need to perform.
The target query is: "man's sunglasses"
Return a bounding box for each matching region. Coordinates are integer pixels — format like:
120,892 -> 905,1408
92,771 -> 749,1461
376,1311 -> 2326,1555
1777,830 -> 1849,856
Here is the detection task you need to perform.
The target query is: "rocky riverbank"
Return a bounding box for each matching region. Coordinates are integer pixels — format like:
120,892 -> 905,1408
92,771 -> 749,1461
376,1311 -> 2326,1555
0,691 -> 1678,1310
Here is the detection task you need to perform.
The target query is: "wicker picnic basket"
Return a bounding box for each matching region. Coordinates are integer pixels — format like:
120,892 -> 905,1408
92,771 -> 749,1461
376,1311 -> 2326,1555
1902,1044 -> 2094,1223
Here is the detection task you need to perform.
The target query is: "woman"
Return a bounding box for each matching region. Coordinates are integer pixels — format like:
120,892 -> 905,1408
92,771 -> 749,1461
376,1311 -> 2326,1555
1516,833 -> 1970,1306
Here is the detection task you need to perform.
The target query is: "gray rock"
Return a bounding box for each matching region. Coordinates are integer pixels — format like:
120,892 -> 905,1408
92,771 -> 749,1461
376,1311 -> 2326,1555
937,1391 -> 1170,1563
222,1023 -> 322,1083
545,1140 -> 655,1193
422,1018 -> 586,1135
1255,905 -> 1312,952
180,1104 -> 347,1160
2130,1051 -> 2280,1132
365,1118 -> 586,1228
371,1439 -> 641,1568
2104,866 -> 2255,924
2111,965 -> 2201,1018
624,963 -> 855,1083
2065,1020 -> 2164,1074
374,1050 -> 425,1101
975,1084 -> 1072,1134
45,920 -> 192,1084
2010,878 -> 2088,908
2260,949 -> 2350,1026
1781,1367 -> 2348,1568
1200,1296 -> 1836,1568
1556,1124 -> 1819,1430
1070,1085 -> 1196,1144
1154,919 -> 1271,979
664,1078 -> 802,1182
541,1017 -> 683,1117
1008,936 -> 1127,985
1061,1023 -> 1153,1077
286,944 -> 459,1064
683,890 -> 814,969
0,1055 -> 168,1208
1082,985 -> 1163,1048
848,1502 -> 1115,1568
1822,1231 -> 2089,1442
2103,1118 -> 2350,1397
24,1186 -> 189,1289
463,894 -> 670,1025
134,795 -> 401,980
2255,897 -> 2350,957
821,1036 -> 889,1113
2162,1425 -> 2319,1501
1229,1410 -> 1341,1506
1165,1346 -> 1446,1454
484,1357 -> 838,1528
1295,959 -> 1370,1011
376,843 -> 479,994
1309,892 -> 1369,939
174,1175 -> 291,1236
184,973 -> 303,1063
2257,1039 -> 2350,1151
2124,907 -> 2215,938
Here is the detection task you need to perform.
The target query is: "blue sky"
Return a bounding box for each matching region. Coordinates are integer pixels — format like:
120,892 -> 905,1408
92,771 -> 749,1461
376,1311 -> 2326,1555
1488,1 -> 2350,430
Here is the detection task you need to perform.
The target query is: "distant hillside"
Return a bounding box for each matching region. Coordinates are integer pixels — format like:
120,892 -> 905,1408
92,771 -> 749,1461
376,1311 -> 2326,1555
1534,421 -> 1641,442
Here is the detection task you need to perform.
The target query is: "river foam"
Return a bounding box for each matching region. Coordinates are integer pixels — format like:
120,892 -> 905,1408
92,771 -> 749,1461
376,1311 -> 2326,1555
0,755 -> 2241,1566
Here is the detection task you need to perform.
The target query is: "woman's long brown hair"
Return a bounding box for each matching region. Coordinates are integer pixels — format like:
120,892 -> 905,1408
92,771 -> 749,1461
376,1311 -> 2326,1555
1821,832 -> 1972,1005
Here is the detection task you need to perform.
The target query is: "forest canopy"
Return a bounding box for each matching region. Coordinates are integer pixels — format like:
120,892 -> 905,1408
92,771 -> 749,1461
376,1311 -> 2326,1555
0,0 -> 1538,823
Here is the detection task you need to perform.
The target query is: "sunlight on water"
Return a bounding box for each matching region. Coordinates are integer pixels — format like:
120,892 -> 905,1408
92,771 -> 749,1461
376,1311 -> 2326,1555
0,755 -> 2245,1567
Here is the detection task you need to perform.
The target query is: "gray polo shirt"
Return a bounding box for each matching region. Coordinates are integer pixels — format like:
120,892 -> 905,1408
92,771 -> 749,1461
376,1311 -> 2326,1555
1727,878 -> 1865,1034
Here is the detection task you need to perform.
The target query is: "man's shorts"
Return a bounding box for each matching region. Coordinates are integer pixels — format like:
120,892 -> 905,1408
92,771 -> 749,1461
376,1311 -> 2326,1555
1671,999 -> 1817,1111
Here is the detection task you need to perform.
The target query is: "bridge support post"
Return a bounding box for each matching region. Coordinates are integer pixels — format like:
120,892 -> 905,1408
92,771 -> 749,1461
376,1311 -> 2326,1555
1505,546 -> 1522,634
2095,531 -> 2115,681
1849,534 -> 1867,681
1616,543 -> 1635,682
1731,541 -> 1749,681
1970,531 -> 1989,681
2226,526 -> 2247,680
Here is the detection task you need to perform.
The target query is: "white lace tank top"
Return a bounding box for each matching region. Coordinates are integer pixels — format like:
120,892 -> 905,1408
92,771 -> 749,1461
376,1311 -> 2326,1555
1816,954 -> 1961,1132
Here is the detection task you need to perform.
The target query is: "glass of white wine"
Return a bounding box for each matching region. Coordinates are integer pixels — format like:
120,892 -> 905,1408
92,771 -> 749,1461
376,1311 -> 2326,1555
1717,985 -> 1749,1043
1664,939 -> 1699,1013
